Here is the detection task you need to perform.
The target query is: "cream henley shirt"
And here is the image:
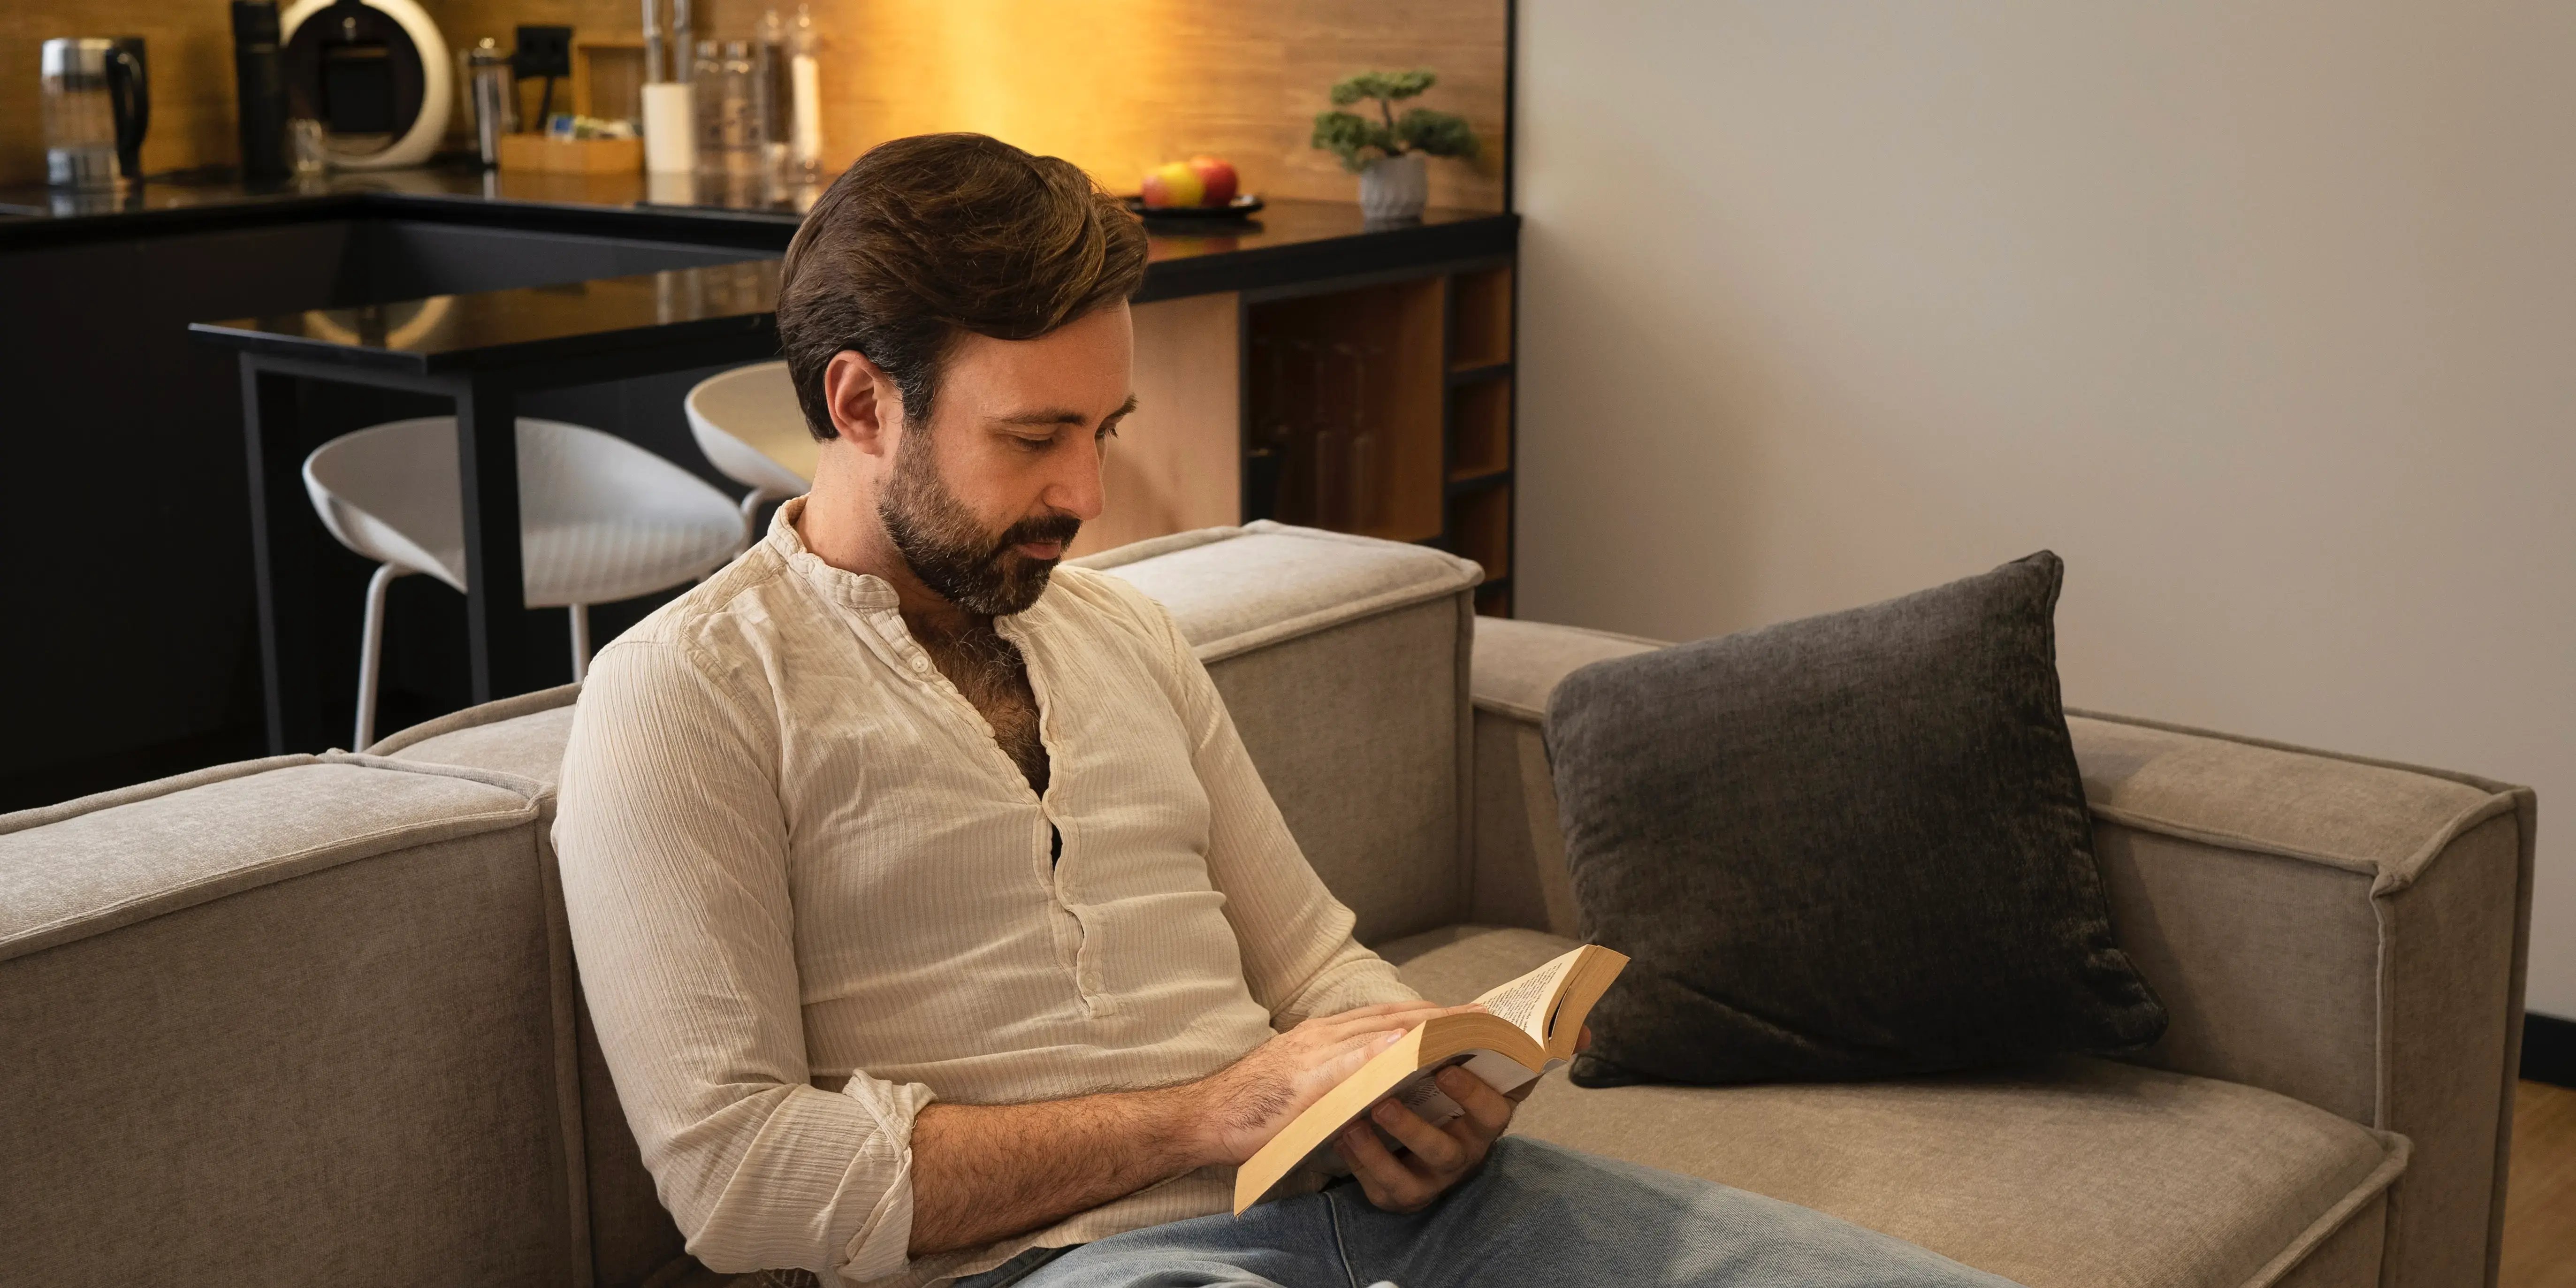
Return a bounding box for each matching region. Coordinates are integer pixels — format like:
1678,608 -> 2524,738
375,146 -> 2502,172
553,498 -> 1419,1288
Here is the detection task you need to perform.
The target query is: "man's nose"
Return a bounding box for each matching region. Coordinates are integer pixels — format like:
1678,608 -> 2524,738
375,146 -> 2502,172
1045,432 -> 1108,523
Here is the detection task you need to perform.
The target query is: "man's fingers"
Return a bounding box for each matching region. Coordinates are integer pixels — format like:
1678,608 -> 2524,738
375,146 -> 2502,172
1325,1001 -> 1453,1025
1325,1001 -> 1480,1025
1335,1122 -> 1431,1212
1436,1067 -> 1516,1138
1317,1002 -> 1479,1039
1369,1097 -> 1468,1173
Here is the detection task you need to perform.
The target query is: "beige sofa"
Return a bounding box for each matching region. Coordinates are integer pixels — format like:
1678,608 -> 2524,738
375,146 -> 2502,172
0,523 -> 2533,1288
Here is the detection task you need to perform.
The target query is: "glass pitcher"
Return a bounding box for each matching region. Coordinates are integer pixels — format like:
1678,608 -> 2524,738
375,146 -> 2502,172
41,37 -> 150,189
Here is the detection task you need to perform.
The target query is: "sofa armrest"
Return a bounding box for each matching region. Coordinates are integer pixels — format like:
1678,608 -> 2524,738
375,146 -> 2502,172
2067,710 -> 2533,1288
1465,618 -> 1659,935
0,755 -> 592,1287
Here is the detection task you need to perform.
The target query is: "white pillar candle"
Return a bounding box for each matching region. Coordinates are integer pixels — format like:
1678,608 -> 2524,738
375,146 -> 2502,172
642,81 -> 698,175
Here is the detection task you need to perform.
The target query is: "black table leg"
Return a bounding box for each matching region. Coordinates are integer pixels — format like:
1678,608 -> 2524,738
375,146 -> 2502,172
241,359 -> 325,754
453,376 -> 534,704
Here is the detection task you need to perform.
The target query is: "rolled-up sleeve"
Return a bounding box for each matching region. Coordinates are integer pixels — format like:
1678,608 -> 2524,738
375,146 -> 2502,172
556,637 -> 930,1284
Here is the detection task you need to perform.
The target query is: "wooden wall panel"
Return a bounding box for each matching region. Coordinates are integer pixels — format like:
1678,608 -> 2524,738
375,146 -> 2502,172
424,0 -> 1508,211
3,2 -> 1504,203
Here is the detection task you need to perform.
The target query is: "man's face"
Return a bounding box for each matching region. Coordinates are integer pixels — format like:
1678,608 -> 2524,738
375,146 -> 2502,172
878,302 -> 1135,616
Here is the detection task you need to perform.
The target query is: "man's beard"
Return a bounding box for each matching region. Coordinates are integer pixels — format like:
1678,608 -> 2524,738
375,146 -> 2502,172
878,431 -> 1081,616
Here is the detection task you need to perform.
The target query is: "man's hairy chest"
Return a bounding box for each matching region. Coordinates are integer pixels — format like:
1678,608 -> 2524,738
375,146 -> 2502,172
914,620 -> 1051,796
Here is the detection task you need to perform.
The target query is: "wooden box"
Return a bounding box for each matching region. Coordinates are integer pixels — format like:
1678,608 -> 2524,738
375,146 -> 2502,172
496,134 -> 643,175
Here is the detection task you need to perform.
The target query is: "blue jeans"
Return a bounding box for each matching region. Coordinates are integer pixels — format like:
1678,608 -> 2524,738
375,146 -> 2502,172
953,1138 -> 2015,1288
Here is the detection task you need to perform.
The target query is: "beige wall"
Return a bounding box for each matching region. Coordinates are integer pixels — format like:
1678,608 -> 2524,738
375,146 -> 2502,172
1514,2 -> 2576,1016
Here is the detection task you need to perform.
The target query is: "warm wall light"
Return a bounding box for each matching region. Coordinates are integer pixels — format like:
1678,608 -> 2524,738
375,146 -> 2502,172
772,0 -> 1506,208
901,0 -> 1171,178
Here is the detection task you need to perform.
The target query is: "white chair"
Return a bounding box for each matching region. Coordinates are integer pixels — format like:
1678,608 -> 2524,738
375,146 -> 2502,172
685,360 -> 818,545
303,416 -> 744,749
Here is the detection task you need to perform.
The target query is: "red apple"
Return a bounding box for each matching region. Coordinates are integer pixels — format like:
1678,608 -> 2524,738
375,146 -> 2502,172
1140,161 -> 1204,209
1186,154 -> 1239,206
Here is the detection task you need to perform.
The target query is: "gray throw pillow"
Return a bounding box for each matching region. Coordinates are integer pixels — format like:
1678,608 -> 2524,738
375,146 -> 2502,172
1547,552 -> 2165,1086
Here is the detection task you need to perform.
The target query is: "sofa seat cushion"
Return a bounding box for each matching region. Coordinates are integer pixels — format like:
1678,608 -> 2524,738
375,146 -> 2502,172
1377,926 -> 2404,1288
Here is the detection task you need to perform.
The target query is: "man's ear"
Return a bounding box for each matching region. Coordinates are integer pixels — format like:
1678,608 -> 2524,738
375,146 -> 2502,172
823,350 -> 902,456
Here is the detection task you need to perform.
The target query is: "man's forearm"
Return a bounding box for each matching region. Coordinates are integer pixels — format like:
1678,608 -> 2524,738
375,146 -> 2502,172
907,1001 -> 1460,1257
906,1082 -> 1208,1256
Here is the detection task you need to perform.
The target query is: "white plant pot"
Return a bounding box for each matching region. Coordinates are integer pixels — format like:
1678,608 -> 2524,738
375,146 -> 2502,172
1358,152 -> 1429,222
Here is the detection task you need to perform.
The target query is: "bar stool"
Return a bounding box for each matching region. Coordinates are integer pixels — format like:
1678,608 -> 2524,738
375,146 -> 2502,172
685,361 -> 817,546
302,416 -> 744,749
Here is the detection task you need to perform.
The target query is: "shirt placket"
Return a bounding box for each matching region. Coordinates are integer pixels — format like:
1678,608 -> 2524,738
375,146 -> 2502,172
862,604 -> 1112,1016
995,614 -> 1110,1012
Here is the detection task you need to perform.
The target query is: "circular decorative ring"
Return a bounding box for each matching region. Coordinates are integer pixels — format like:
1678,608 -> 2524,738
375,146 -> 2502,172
279,0 -> 453,171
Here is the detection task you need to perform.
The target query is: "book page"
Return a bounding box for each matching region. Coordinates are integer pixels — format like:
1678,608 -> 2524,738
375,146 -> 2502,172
1472,948 -> 1582,1043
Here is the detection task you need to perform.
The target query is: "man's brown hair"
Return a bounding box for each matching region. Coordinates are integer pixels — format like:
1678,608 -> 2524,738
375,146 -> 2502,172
776,133 -> 1150,442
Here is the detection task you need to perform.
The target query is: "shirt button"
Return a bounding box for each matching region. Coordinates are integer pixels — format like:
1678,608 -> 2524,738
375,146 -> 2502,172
909,656 -> 928,671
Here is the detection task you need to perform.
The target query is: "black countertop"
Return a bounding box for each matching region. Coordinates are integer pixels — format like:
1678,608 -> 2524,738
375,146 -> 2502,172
192,258 -> 787,376
0,167 -> 810,250
2,165 -> 1517,302
158,166 -> 1515,371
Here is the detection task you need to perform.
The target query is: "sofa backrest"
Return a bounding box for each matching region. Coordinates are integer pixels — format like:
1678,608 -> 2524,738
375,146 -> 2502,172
0,754 -> 583,1288
1072,522 -> 1482,943
375,521 -> 1486,939
360,520 -> 1481,1286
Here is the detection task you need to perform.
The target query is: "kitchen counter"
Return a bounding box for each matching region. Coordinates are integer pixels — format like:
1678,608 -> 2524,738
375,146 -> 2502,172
0,167 -> 810,249
2,160 -> 1518,793
0,164 -> 1516,301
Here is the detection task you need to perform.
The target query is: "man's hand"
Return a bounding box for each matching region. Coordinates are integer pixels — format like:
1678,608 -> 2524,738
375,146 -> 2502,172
1330,1065 -> 1514,1213
1330,1022 -> 1591,1213
1187,1000 -> 1480,1166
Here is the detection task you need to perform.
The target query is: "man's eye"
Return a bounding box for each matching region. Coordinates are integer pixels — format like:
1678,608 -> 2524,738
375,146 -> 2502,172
1097,421 -> 1122,441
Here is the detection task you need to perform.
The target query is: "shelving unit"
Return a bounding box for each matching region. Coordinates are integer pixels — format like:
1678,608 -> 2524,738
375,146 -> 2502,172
1448,263 -> 1514,371
1242,278 -> 1448,544
1228,258 -> 1517,613
1447,372 -> 1512,483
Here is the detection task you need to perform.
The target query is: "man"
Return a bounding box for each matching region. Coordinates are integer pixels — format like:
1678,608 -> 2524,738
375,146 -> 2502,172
556,133 -> 2008,1288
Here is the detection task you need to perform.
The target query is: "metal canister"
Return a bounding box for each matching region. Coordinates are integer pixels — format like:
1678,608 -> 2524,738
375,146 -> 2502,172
464,38 -> 515,168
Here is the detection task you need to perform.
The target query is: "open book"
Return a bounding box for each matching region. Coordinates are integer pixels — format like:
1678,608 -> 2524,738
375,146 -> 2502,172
1232,943 -> 1630,1214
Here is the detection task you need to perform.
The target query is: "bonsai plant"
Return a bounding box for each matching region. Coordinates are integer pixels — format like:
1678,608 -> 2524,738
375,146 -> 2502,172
1311,69 -> 1478,221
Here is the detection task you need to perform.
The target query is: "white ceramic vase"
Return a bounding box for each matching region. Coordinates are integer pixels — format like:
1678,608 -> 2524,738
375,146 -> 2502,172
1358,152 -> 1429,222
